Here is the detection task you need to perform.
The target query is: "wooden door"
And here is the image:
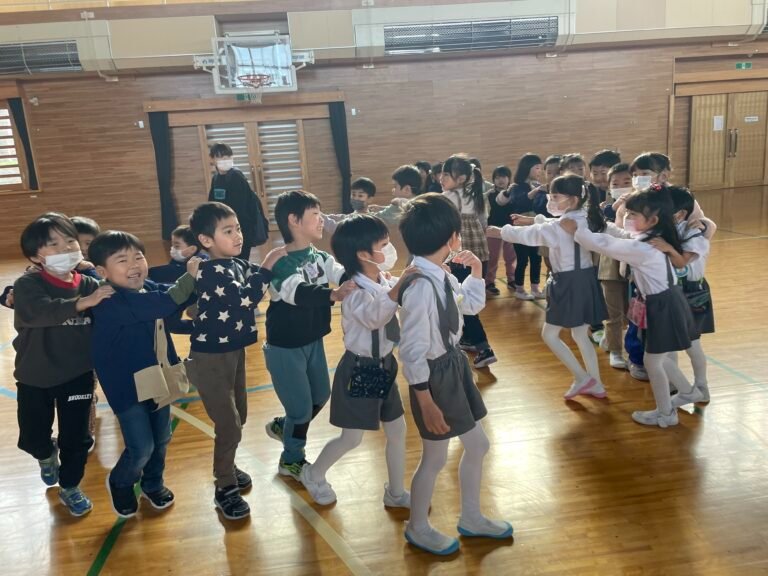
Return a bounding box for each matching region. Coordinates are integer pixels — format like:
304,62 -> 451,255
689,94 -> 729,190
726,92 -> 768,187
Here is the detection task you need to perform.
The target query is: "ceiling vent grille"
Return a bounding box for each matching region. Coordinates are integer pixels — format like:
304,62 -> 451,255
0,40 -> 82,75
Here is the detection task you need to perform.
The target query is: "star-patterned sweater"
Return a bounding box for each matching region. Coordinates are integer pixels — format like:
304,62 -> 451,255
190,258 -> 272,353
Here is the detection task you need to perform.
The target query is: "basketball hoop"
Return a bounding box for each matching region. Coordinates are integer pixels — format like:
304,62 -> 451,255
237,74 -> 273,104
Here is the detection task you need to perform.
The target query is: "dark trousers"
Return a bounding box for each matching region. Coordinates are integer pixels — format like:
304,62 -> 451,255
513,244 -> 542,287
450,262 -> 490,350
17,372 -> 95,489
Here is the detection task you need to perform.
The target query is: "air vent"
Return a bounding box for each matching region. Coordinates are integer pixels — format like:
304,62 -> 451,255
0,41 -> 82,75
384,17 -> 558,55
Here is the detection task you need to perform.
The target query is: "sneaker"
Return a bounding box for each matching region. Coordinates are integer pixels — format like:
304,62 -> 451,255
563,376 -> 596,400
278,458 -> 309,482
473,348 -> 497,369
141,486 -> 175,510
591,329 -> 604,344
59,486 -> 93,517
457,516 -> 514,539
531,289 -> 546,300
584,380 -> 607,399
405,522 -> 459,555
105,474 -> 138,518
383,483 -> 411,509
695,383 -> 711,403
631,408 -> 679,428
599,335 -> 610,352
299,464 -> 336,505
38,440 -> 59,487
486,283 -> 500,296
87,436 -> 96,454
609,352 -> 628,370
671,386 -> 706,409
515,290 -> 534,301
629,363 -> 650,381
214,485 -> 250,520
506,280 -> 517,290
458,340 -> 480,353
235,467 -> 252,491
265,417 -> 284,443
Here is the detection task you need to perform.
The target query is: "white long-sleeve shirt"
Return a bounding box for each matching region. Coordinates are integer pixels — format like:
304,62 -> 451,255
574,227 -> 677,297
677,222 -> 710,281
399,256 -> 485,385
501,209 -> 595,272
443,189 -> 481,216
341,273 -> 399,358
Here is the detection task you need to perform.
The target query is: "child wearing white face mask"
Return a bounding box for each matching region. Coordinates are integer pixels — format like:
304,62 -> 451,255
488,174 -> 609,400
148,225 -> 207,285
298,214 -> 414,507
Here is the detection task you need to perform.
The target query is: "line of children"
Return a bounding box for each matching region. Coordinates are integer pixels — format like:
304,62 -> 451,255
371,165 -> 423,225
323,177 -> 377,234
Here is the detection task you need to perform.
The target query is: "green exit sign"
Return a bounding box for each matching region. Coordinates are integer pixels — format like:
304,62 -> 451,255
736,62 -> 753,70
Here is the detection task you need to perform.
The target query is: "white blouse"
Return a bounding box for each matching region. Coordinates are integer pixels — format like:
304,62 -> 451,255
341,273 -> 399,358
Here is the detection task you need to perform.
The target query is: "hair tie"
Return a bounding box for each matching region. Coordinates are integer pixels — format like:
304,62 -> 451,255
470,163 -> 477,171
582,184 -> 588,199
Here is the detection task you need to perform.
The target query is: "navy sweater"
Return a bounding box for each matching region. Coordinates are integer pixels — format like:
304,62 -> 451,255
190,258 -> 272,353
91,276 -> 194,414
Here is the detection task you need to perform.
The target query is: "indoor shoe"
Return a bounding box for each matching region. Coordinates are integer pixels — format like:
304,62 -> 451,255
631,408 -> 679,428
609,352 -> 628,370
671,387 -> 706,409
563,376 -> 596,399
404,522 -> 459,556
457,516 -> 514,539
383,484 -> 410,509
299,464 -> 336,506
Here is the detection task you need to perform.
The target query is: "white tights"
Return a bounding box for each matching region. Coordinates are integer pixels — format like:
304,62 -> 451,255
310,416 -> 407,495
541,323 -> 601,383
409,423 -> 490,532
644,351 -> 695,414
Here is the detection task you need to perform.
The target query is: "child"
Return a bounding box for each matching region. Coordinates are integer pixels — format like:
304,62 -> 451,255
497,153 -> 544,300
588,150 -> 622,203
650,186 -> 713,404
484,165 -> 517,294
441,154 -> 497,369
489,174 -> 608,399
208,142 -> 269,258
263,191 -> 356,482
562,188 -> 699,428
71,216 -> 102,280
298,214 -> 412,508
323,177 -> 377,234
415,160 -> 433,194
397,193 -> 512,555
13,213 -> 114,516
89,231 -> 198,518
428,162 -> 443,192
148,224 -> 204,284
372,165 -> 422,225
188,201 -> 285,520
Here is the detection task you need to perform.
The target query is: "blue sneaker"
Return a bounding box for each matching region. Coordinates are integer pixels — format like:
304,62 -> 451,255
38,440 -> 59,487
58,486 -> 93,517
265,417 -> 284,443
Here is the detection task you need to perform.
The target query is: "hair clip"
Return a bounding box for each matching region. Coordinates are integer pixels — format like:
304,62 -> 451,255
649,183 -> 663,192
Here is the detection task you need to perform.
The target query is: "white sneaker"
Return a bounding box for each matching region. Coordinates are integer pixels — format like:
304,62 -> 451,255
671,387 -> 706,408
383,483 -> 410,509
457,515 -> 514,539
299,464 -> 336,505
405,522 -> 459,555
591,329 -> 604,344
515,290 -> 534,301
563,376 -> 596,399
584,380 -> 607,399
695,384 -> 710,403
599,335 -> 610,352
531,290 -> 546,300
631,408 -> 679,428
629,363 -> 649,381
609,352 -> 628,370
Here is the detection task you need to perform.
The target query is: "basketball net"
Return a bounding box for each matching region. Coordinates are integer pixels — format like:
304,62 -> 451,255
237,74 -> 273,104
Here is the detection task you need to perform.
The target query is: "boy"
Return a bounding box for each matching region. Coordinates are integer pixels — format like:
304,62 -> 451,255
188,201 -> 285,520
14,213 -> 114,516
559,153 -> 587,177
263,191 -> 356,481
323,177 -> 378,234
71,216 -> 102,280
208,142 -> 269,259
428,162 -> 444,192
588,150 -> 622,202
397,193 -> 512,555
485,165 -> 516,294
373,165 -> 423,225
149,224 -> 206,284
89,231 -> 199,518
414,160 -> 433,194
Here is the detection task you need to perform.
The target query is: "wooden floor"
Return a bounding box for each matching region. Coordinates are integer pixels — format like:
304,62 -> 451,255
1,187 -> 767,576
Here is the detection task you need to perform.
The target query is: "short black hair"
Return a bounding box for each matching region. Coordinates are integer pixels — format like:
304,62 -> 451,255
414,161 -> 432,174
492,165 -> 512,180
399,193 -> 461,256
189,202 -> 237,244
669,185 -> 695,220
392,165 -> 422,195
89,230 -> 145,268
209,143 -> 233,158
544,154 -> 562,167
20,212 -> 78,260
351,177 -> 376,198
589,150 -> 622,169
71,216 -> 101,237
431,162 -> 443,175
560,153 -> 585,172
330,214 -> 389,277
630,152 -> 671,174
274,190 -> 321,243
607,162 -> 631,183
171,224 -> 197,247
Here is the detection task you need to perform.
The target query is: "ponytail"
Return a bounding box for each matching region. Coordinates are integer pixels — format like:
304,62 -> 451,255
468,166 -> 485,217
443,154 -> 486,217
583,183 -> 606,233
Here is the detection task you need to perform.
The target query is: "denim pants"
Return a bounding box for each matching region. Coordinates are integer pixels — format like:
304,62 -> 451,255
111,400 -> 171,493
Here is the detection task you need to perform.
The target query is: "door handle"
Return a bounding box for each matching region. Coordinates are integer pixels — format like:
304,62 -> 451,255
726,129 -> 734,157
256,166 -> 266,198
733,128 -> 739,157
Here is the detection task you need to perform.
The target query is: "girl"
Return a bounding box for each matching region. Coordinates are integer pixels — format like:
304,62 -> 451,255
497,153 -> 545,300
489,174 -> 608,400
485,166 -> 517,294
299,214 -> 412,507
440,154 -> 497,369
562,187 -> 700,427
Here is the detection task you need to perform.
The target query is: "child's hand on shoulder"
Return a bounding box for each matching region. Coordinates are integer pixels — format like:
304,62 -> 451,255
77,260 -> 95,271
450,250 -> 482,278
559,219 -> 578,235
510,214 -> 534,226
486,226 -> 502,239
186,256 -> 203,278
388,265 -> 419,302
331,279 -> 357,302
260,246 -> 288,271
77,285 -> 115,311
649,237 -> 673,254
414,389 -> 450,435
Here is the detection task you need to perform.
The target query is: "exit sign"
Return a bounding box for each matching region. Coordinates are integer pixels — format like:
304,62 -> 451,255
736,62 -> 753,70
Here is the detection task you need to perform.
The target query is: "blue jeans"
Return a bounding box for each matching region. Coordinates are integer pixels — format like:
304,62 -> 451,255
111,401 -> 171,493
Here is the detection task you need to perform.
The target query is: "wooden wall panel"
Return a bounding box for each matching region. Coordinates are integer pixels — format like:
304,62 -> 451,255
302,118 -> 342,216
671,96 -> 691,186
170,125 -> 207,225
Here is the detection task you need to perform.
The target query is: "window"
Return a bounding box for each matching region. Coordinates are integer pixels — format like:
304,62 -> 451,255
0,101 -> 26,190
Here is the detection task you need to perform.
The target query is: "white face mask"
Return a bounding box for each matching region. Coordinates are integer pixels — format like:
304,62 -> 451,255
368,243 -> 398,272
546,195 -> 569,217
44,251 -> 83,275
623,217 -> 643,237
170,248 -> 187,262
632,175 -> 653,190
610,187 -> 632,200
216,159 -> 234,171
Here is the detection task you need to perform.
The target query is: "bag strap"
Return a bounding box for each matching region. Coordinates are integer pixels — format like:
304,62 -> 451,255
573,241 -> 581,271
154,319 -> 171,368
371,329 -> 380,360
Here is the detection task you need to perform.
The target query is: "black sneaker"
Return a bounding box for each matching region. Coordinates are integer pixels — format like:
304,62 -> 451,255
458,339 -> 480,353
473,348 -> 498,369
214,485 -> 250,520
141,486 -> 175,510
486,283 -> 500,296
235,467 -> 252,491
105,474 -> 138,518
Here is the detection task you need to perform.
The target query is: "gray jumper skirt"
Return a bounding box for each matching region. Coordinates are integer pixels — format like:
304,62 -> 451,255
546,241 -> 608,328
644,258 -> 699,354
